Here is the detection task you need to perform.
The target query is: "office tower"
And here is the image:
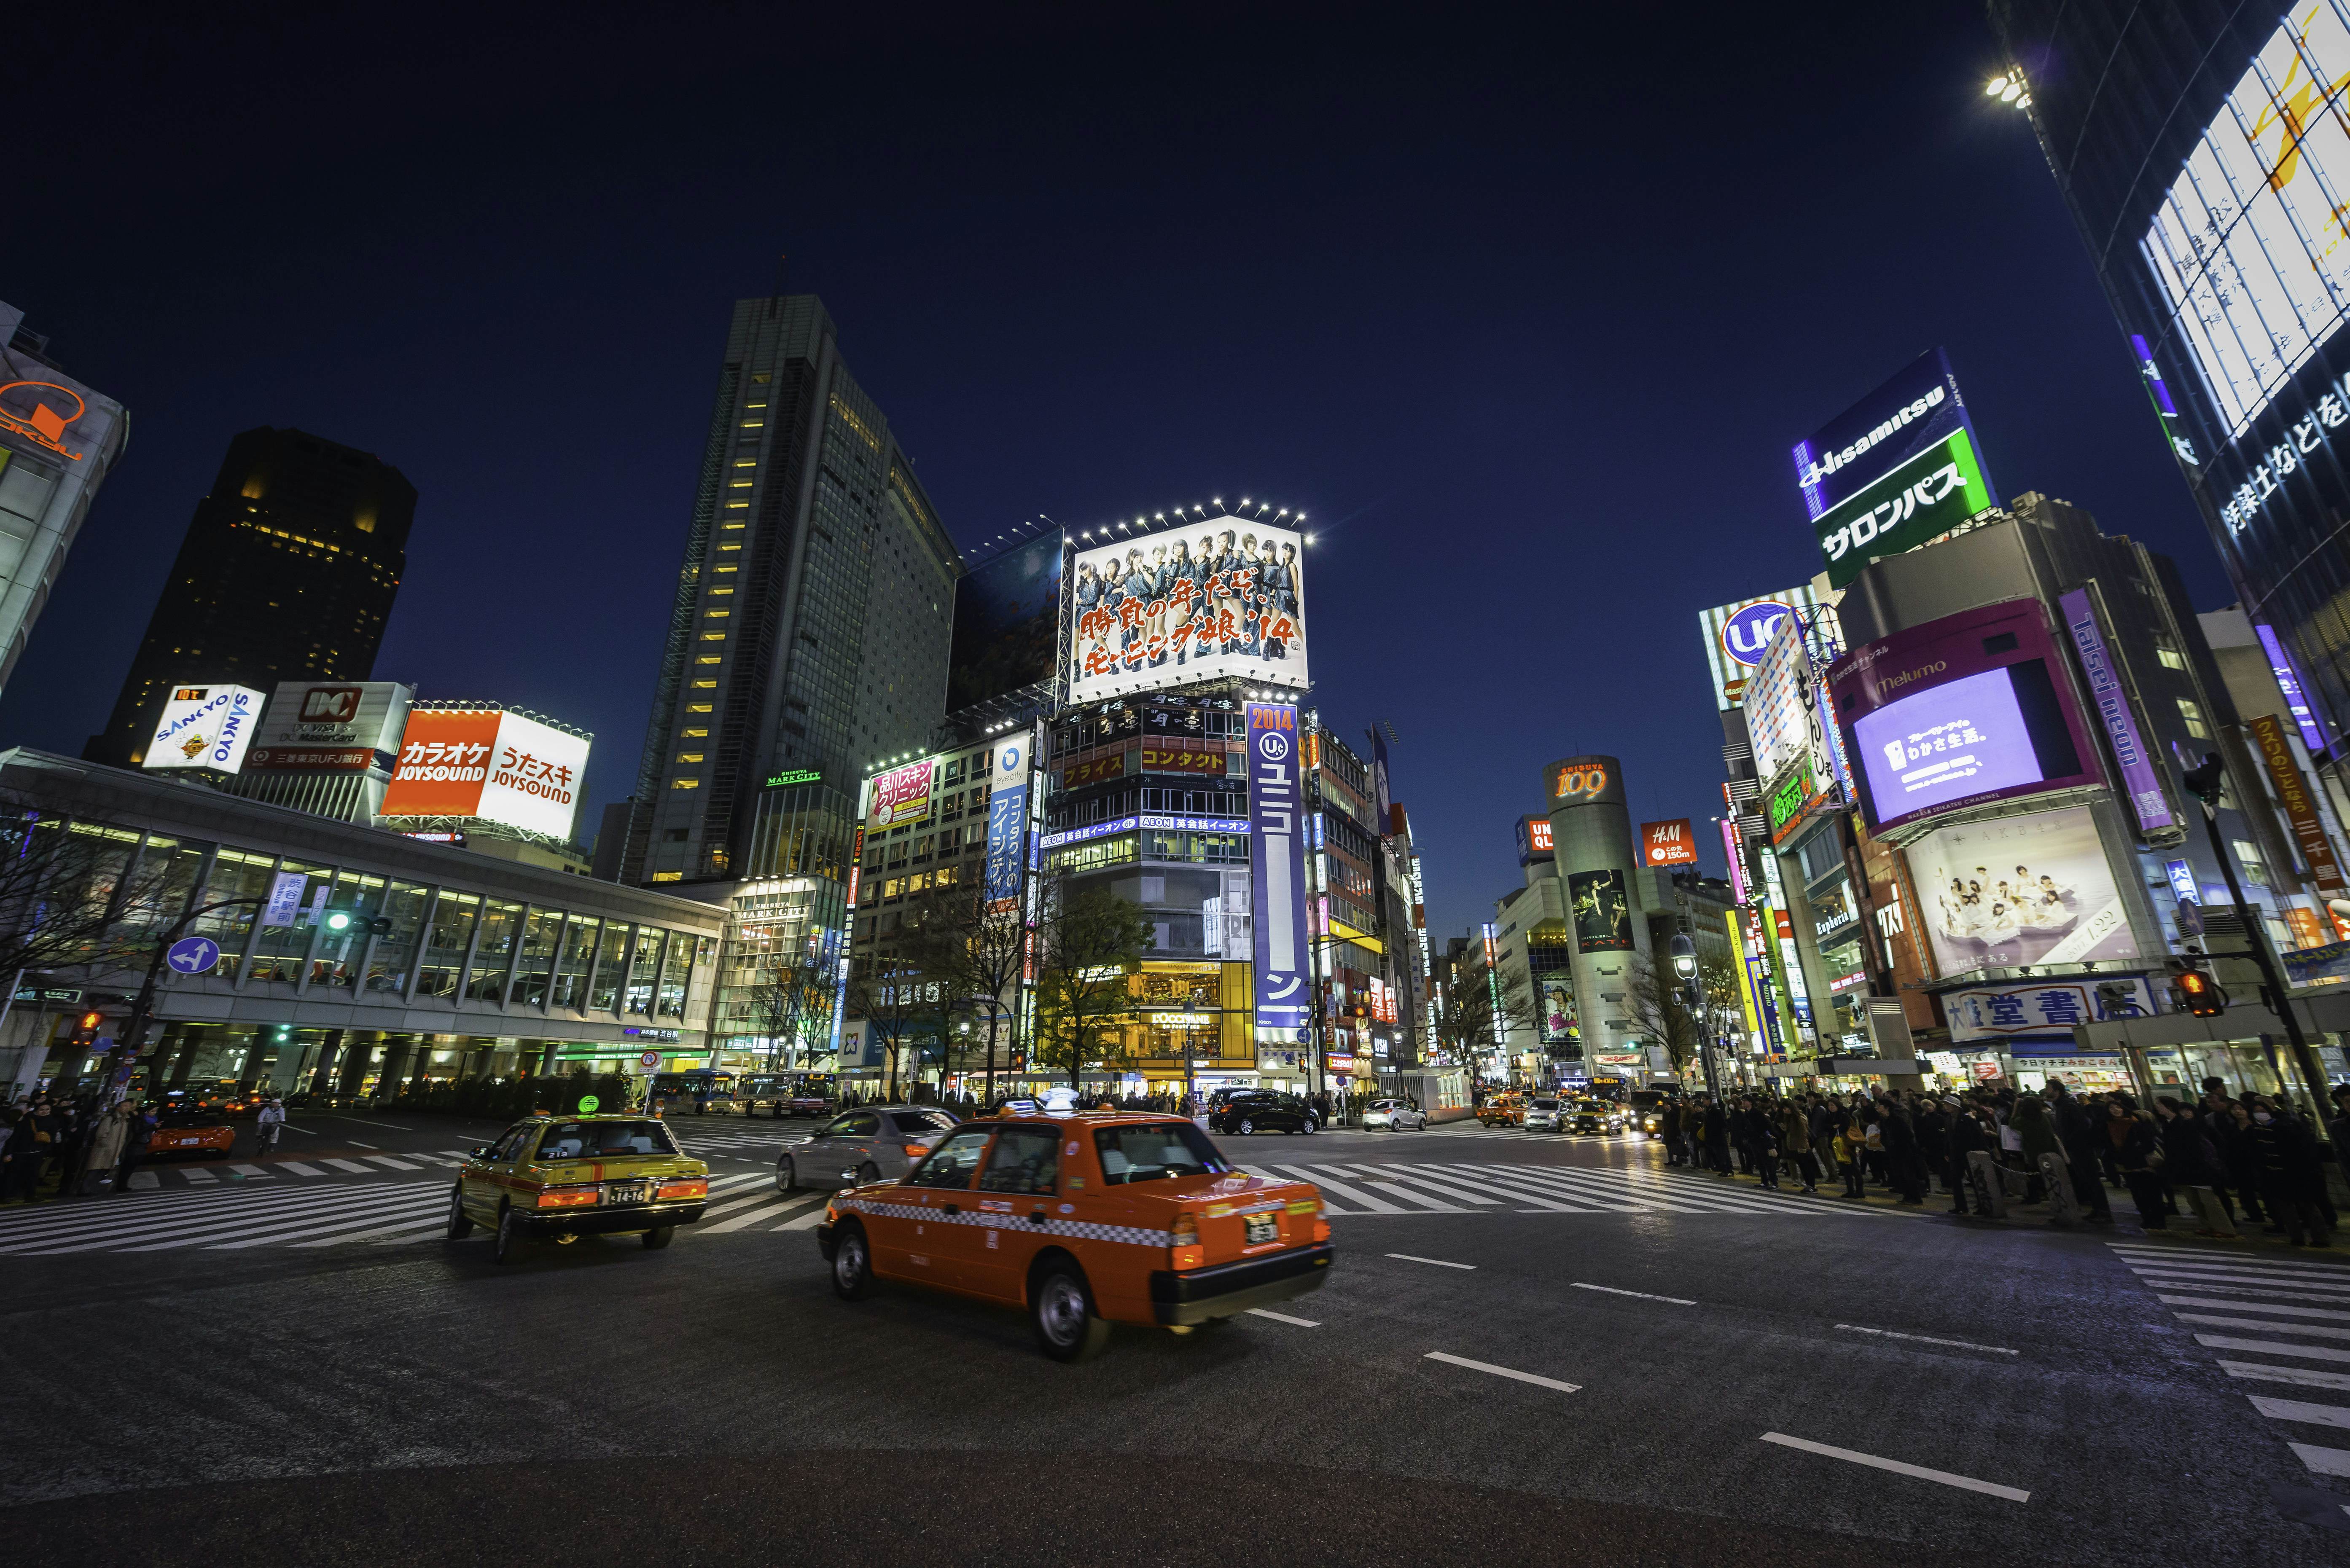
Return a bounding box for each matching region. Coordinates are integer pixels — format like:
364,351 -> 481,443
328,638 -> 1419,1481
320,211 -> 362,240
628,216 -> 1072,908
0,301 -> 129,699
86,426 -> 412,767
622,293 -> 960,889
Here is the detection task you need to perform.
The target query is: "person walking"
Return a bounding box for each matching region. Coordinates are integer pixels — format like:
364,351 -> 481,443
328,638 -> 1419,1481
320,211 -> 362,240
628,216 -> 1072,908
1701,1096 -> 1732,1175
2046,1080 -> 2111,1224
2011,1092 -> 2063,1207
1877,1092 -> 1926,1206
114,1101 -> 157,1195
1839,1104 -> 1871,1199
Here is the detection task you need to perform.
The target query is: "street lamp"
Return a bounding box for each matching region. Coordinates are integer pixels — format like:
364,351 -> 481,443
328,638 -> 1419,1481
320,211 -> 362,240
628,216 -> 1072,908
1669,932 -> 1719,1101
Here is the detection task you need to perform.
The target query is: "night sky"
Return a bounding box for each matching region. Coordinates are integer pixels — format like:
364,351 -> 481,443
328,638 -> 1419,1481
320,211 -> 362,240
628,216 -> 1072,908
3,5 -> 2221,944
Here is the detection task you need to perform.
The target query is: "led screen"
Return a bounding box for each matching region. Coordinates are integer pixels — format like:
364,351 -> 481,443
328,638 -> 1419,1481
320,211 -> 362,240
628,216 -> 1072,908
1853,666 -> 2045,820
1067,516 -> 1307,704
1907,805 -> 2140,974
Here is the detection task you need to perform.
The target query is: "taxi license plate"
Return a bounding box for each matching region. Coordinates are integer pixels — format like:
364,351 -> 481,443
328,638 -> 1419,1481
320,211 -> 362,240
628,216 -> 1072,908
605,1181 -> 649,1205
1244,1213 -> 1278,1245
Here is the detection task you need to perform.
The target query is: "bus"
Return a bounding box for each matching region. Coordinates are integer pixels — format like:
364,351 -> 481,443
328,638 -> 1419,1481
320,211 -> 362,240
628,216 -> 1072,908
739,1070 -> 835,1117
647,1069 -> 736,1116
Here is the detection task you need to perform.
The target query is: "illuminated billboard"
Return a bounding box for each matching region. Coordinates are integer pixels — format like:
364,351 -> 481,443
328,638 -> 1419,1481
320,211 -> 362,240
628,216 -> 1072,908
948,533 -> 1063,712
1697,588 -> 1815,710
867,760 -> 936,829
1067,515 -> 1306,703
1639,819 -> 1698,867
243,681 -> 414,773
144,685 -> 265,774
379,707 -> 590,839
2143,7 -> 2350,443
1828,598 -> 2097,835
1568,869 -> 1632,953
1907,805 -> 2141,974
1791,349 -> 1995,588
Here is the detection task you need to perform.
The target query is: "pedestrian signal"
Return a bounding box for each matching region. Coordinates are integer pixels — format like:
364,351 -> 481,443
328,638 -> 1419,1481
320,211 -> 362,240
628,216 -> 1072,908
2172,968 -> 2226,1018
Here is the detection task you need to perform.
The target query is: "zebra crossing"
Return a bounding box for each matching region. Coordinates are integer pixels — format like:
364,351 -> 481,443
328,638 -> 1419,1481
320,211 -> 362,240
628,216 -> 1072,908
2110,1239 -> 2350,1517
1242,1160 -> 1897,1217
0,1170 -> 820,1254
150,1149 -> 480,1187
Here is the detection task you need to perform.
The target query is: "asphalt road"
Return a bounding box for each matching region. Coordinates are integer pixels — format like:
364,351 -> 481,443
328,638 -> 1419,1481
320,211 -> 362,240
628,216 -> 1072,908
4,1112 -> 2345,1568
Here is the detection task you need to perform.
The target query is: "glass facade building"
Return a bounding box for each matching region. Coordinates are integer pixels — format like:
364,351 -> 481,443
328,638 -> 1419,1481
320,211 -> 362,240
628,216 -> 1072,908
1992,1 -> 2350,788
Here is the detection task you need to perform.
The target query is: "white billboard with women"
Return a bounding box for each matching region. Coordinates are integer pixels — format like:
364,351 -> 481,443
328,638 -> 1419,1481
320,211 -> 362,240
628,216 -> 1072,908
1904,805 -> 2141,977
1064,515 -> 1307,703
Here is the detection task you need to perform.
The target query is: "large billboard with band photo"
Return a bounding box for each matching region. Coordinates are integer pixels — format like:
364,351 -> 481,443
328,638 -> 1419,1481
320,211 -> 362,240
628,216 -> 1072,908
1067,515 -> 1307,703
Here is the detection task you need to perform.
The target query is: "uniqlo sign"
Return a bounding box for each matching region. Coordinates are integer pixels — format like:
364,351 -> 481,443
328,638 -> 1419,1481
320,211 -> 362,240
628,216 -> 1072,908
379,709 -> 589,839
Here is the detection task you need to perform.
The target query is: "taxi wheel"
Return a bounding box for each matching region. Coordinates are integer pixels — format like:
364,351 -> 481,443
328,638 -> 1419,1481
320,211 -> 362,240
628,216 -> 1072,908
493,1204 -> 525,1265
642,1226 -> 674,1250
445,1185 -> 474,1240
777,1155 -> 797,1193
1031,1261 -> 1110,1363
831,1222 -> 874,1300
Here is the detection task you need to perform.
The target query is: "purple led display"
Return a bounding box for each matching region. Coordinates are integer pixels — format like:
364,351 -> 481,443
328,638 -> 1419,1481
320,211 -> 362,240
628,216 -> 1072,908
2254,621 -> 2329,756
1852,668 -> 2044,820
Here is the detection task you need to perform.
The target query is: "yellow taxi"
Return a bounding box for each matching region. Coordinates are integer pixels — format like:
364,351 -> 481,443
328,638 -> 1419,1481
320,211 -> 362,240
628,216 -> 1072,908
817,1110 -> 1333,1361
446,1112 -> 711,1264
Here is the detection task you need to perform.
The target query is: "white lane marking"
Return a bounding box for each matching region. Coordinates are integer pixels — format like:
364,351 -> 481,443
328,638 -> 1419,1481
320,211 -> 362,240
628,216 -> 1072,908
281,1124 -> 316,1134
1355,1181 -> 1465,1212
2177,1313 -> 2350,1341
1262,1166 -> 1405,1214
1351,1167 -> 1504,1206
2291,1442 -> 2350,1478
320,1158 -> 376,1173
1413,1165 -> 1599,1213
2222,1360 -> 2350,1390
320,1116 -> 414,1131
774,1207 -> 826,1231
2136,1277 -> 2350,1304
700,1194 -> 822,1234
1387,1252 -> 1475,1270
1835,1323 -> 2019,1355
277,1162 -> 323,1177
2251,1395 -> 2350,1429
2111,1244 -> 2350,1276
183,1168 -> 216,1184
365,1155 -> 422,1170
1572,1282 -> 1695,1305
4,1186 -> 407,1253
229,1164 -> 270,1178
187,1192 -> 448,1251
346,1142 -> 377,1150
1758,1431 -> 2029,1503
2128,1262 -> 2350,1287
2195,1334 -> 2350,1363
1423,1351 -> 1578,1393
2159,1295 -> 2350,1321
1247,1308 -> 1321,1327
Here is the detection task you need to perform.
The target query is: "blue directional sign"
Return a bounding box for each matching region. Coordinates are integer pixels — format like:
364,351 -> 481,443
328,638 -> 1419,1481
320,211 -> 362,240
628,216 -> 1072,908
165,936 -> 221,975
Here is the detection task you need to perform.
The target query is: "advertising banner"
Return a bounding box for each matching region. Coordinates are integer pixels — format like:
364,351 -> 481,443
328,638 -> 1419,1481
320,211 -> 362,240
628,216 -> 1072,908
1070,516 -> 1306,703
379,709 -> 589,839
948,533 -> 1063,712
984,728 -> 1033,906
1568,869 -> 1632,953
1517,815 -> 1554,863
1943,978 -> 2159,1042
2256,623 -> 2331,754
1719,816 -> 1749,902
1906,805 -> 2141,974
1639,819 -> 1699,867
2247,713 -> 2349,896
244,681 -> 414,774
1831,597 -> 2098,835
867,760 -> 936,829
1539,977 -> 1580,1046
1812,427 -> 1994,588
1698,588 -> 1815,710
2056,589 -> 2173,834
144,685 -> 266,774
1247,703 -> 1311,1033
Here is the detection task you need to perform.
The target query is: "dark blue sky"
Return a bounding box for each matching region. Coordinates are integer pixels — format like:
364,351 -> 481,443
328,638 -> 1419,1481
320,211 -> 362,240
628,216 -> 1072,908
1,4 -> 2221,942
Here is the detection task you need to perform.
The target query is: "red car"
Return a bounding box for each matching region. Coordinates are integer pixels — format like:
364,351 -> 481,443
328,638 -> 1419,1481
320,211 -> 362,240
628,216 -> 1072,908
148,1107 -> 236,1159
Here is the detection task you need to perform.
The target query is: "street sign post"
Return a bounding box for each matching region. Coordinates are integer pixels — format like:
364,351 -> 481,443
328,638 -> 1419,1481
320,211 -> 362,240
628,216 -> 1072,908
638,1051 -> 661,1069
164,937 -> 221,976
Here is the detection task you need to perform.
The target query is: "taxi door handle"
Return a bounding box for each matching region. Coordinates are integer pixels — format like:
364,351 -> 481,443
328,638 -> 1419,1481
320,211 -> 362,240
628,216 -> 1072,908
1027,1211 -> 1047,1226
942,1204 -> 960,1215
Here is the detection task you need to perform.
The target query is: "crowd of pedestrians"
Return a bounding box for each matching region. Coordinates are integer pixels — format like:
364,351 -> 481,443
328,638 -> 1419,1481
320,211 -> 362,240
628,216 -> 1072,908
1654,1077 -> 2346,1248
0,1091 -> 157,1203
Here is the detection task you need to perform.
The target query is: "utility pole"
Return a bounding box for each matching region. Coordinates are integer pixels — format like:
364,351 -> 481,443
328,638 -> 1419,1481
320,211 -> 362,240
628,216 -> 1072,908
100,897 -> 264,1105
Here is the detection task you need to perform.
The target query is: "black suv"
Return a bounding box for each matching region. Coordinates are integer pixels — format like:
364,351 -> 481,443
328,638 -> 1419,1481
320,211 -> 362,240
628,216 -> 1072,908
1208,1092 -> 1320,1136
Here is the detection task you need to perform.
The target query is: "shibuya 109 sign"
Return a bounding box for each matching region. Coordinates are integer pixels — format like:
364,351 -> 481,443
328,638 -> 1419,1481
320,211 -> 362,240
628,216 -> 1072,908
1066,515 -> 1307,703
377,707 -> 590,839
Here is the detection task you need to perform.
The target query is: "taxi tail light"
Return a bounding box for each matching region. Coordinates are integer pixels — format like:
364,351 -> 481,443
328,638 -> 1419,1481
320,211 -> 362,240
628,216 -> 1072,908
538,1186 -> 601,1208
656,1178 -> 708,1200
902,1144 -> 931,1160
1169,1213 -> 1199,1248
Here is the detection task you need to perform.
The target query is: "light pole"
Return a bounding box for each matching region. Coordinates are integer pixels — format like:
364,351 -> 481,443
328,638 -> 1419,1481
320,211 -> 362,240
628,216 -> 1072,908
1670,931 -> 1719,1101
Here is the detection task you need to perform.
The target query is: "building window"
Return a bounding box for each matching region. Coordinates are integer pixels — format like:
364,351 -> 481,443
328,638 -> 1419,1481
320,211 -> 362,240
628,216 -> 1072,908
2154,634 -> 2186,671
673,779 -> 701,789
677,752 -> 704,763
2233,839 -> 2271,888
2177,698 -> 2210,738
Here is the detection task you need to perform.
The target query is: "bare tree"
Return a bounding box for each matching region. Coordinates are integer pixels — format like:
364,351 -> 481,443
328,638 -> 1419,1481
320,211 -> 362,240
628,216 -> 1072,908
0,803 -> 177,983
1623,948 -> 1746,1078
1029,883 -> 1153,1092
899,883 -> 1028,1104
844,957 -> 932,1101
1433,956 -> 1537,1080
744,935 -> 835,1072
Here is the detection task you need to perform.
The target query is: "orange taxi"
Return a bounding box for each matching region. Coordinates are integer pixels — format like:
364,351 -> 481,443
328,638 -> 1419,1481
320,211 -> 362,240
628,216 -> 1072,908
817,1110 -> 1334,1361
148,1105 -> 237,1158
1476,1093 -> 1526,1128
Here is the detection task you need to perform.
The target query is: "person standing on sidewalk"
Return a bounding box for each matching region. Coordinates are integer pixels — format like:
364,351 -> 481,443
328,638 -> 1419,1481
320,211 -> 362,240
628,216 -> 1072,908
2153,1096 -> 2237,1239
2106,1097 -> 2168,1230
1777,1098 -> 1818,1194
1946,1098 -> 1991,1216
114,1101 -> 156,1195
78,1102 -> 129,1196
2246,1096 -> 2334,1248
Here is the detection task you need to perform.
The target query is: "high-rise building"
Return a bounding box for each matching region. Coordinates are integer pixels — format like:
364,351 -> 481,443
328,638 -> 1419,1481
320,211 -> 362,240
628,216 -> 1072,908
1988,5 -> 2350,800
0,301 -> 129,700
619,295 -> 959,891
86,426 -> 411,768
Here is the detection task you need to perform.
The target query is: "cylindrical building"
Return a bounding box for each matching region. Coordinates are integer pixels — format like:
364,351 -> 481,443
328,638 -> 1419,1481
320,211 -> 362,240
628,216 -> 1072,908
1543,755 -> 1652,1073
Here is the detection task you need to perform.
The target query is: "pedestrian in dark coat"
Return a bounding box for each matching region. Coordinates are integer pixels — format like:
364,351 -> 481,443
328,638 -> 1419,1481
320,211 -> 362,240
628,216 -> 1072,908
1945,1099 -> 1990,1216
2154,1097 -> 2237,1238
2105,1098 -> 2167,1230
2045,1081 -> 2112,1222
2245,1098 -> 2334,1248
1777,1100 -> 1818,1194
1701,1100 -> 1731,1175
1876,1094 -> 1926,1205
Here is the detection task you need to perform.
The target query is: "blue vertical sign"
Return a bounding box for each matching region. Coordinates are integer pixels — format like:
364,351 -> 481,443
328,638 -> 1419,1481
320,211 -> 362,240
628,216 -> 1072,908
1248,703 -> 1310,1034
985,731 -> 1031,905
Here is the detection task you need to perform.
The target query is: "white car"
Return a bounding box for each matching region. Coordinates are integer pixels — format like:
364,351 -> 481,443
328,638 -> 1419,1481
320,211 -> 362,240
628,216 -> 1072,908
1362,1099 -> 1428,1131
1522,1096 -> 1565,1132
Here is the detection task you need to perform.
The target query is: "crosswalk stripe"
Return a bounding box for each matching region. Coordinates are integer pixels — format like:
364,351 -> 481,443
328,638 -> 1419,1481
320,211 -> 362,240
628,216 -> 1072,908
2136,1277 -> 2350,1303
1416,1166 -> 1608,1212
0,1184 -> 388,1249
278,1162 -> 322,1176
322,1158 -> 374,1173
2251,1395 -> 2350,1429
2177,1313 -> 2350,1341
1263,1165 -> 1410,1214
183,1168 -> 216,1184
37,1187 -> 436,1255
1479,1165 -> 1712,1213
207,1192 -> 444,1250
2160,1296 -> 2350,1321
1351,1167 -> 1506,1206
2110,1244 -> 2350,1276
2130,1265 -> 2350,1292
702,1194 -> 823,1234
2290,1442 -> 2350,1477
2222,1360 -> 2350,1390
774,1206 -> 826,1231
366,1155 -> 422,1170
2196,1334 -> 2350,1363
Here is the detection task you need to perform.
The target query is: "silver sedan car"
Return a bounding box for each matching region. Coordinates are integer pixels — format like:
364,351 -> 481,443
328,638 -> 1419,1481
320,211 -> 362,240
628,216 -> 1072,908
776,1105 -> 960,1192
1362,1098 -> 1428,1131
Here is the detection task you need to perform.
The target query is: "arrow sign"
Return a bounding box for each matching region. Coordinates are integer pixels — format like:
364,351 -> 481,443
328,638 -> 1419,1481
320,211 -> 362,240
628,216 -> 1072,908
165,936 -> 221,975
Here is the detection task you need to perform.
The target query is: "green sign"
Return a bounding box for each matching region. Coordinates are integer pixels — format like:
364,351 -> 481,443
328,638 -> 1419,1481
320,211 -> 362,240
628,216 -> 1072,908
1813,426 -> 1992,588
764,768 -> 822,789
575,1094 -> 600,1114
1765,760 -> 1813,836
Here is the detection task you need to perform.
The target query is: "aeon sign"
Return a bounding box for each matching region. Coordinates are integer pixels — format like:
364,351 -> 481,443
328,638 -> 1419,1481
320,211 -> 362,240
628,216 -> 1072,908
1720,601 -> 1794,670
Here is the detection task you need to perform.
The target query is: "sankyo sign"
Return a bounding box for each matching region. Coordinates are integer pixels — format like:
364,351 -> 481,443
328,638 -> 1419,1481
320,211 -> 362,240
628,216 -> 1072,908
1814,427 -> 1992,588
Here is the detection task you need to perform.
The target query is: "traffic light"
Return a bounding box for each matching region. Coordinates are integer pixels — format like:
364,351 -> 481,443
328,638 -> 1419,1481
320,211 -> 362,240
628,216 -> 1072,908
2181,752 -> 2227,809
2172,967 -> 2227,1018
322,907 -> 393,936
69,1009 -> 102,1047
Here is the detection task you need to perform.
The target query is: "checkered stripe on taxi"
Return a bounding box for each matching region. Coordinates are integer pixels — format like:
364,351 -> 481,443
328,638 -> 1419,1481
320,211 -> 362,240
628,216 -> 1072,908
835,1195 -> 1170,1248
